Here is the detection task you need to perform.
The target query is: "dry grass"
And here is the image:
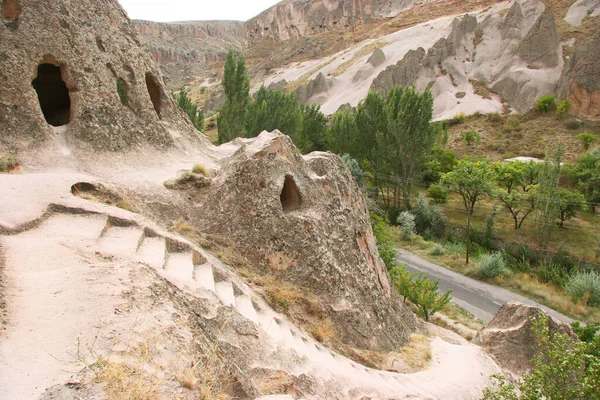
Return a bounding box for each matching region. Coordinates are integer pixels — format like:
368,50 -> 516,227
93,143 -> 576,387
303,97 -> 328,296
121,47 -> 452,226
308,317 -> 337,343
96,361 -> 158,400
192,163 -> 213,177
332,40 -> 389,77
396,334 -> 432,372
169,219 -> 196,235
440,303 -> 484,331
0,153 -> 19,173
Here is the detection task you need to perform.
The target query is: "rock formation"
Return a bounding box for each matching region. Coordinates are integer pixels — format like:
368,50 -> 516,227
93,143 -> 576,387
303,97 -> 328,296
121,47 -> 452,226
134,20 -> 244,89
295,72 -> 330,104
184,131 -> 418,351
559,31 -> 600,120
244,0 -> 443,43
473,302 -> 576,375
0,0 -> 204,152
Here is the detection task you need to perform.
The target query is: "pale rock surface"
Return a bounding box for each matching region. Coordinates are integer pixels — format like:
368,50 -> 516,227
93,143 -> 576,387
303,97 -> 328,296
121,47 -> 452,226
565,0 -> 600,26
473,302 -> 576,375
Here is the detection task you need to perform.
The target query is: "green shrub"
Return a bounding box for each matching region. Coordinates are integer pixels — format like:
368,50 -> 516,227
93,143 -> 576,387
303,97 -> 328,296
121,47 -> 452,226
536,95 -> 556,112
429,243 -> 445,256
506,254 -> 531,273
567,118 -> 583,130
487,112 -> 502,123
536,260 -> 570,288
341,153 -> 364,183
449,112 -> 466,126
192,164 -> 212,177
556,99 -> 571,118
427,184 -> 448,203
502,116 -> 522,133
0,154 -> 19,172
396,211 -> 416,239
577,132 -> 598,150
371,213 -> 398,271
411,194 -> 448,237
462,129 -> 481,145
565,271 -> 600,306
475,252 -> 508,279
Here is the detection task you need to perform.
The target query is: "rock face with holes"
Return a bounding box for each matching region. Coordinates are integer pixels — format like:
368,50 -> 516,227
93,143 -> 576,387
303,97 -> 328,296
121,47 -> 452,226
473,302 -> 577,375
0,0 -> 204,152
187,130 -> 418,352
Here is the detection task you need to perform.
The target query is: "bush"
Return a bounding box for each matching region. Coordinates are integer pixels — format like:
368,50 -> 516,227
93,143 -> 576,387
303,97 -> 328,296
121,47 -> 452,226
536,95 -> 556,112
341,154 -> 363,183
116,78 -> 127,106
0,154 -> 19,172
567,118 -> 583,130
565,271 -> 600,306
577,132 -> 598,150
427,184 -> 448,203
475,252 -> 508,279
487,112 -> 502,123
396,211 -> 416,239
556,99 -> 571,118
411,194 -> 448,237
502,116 -> 522,133
370,213 -> 398,271
536,260 -> 570,288
429,243 -> 445,256
462,129 -> 481,145
449,112 -> 466,126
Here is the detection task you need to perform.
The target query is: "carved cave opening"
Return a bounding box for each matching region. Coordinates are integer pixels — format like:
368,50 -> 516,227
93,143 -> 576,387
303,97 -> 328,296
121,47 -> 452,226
32,63 -> 71,127
280,175 -> 302,212
145,72 -> 162,118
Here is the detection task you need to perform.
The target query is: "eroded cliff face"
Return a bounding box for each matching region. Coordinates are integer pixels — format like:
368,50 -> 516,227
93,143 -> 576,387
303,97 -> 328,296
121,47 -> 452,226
135,20 -> 244,89
244,0 -> 443,43
0,0 -> 204,153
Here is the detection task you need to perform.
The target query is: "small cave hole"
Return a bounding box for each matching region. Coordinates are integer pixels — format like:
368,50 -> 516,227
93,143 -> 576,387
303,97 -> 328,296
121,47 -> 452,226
116,78 -> 128,106
32,63 -> 71,127
1,0 -> 21,21
145,72 -> 162,118
280,175 -> 302,212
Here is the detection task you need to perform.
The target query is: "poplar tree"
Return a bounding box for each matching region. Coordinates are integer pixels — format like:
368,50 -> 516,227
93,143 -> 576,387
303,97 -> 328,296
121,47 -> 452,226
217,49 -> 250,144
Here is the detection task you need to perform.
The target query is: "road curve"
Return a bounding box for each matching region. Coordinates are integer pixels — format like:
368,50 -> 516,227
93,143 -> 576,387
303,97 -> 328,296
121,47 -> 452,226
396,248 -> 574,324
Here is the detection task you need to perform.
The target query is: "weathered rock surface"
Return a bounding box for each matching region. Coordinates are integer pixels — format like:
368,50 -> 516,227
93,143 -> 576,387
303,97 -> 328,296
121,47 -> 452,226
244,0 -> 443,43
517,7 -> 560,68
295,72 -> 330,104
559,31 -> 600,120
134,20 -> 244,89
0,0 -> 204,152
473,302 -> 576,375
187,131 -> 418,351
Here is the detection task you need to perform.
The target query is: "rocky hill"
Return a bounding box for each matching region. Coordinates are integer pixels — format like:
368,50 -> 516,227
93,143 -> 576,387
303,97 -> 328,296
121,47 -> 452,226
134,20 -> 244,89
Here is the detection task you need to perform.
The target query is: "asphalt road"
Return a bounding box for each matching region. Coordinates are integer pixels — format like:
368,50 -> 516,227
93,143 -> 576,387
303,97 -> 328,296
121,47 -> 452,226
396,248 -> 574,324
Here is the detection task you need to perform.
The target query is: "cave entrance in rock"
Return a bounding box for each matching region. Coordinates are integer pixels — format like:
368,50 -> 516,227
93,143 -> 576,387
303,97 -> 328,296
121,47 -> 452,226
280,175 -> 302,212
145,72 -> 162,118
32,63 -> 71,127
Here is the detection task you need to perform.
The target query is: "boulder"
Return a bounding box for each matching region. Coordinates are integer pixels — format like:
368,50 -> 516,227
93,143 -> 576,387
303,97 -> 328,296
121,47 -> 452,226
473,302 -> 576,375
0,0 -> 203,152
188,130 -> 418,351
367,47 -> 386,67
295,72 -> 329,103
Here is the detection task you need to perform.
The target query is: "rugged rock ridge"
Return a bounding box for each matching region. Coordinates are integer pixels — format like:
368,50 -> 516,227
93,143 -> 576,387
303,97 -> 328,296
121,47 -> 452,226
186,131 -> 418,351
134,20 -> 244,89
244,0 -> 443,43
0,0 -> 203,153
370,0 -> 563,115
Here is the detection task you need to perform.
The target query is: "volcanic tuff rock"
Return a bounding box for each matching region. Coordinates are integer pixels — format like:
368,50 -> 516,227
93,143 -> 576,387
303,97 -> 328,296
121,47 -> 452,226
0,0 -> 204,153
134,20 -> 244,89
559,31 -> 600,120
184,130 -> 418,351
244,0 -> 443,43
473,302 -> 576,375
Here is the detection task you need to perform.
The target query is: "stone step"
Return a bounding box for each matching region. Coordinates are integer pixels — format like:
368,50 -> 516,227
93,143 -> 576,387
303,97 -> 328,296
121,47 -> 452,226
137,236 -> 166,269
234,294 -> 259,324
215,281 -> 235,306
163,252 -> 195,287
98,226 -> 144,257
193,263 -> 215,293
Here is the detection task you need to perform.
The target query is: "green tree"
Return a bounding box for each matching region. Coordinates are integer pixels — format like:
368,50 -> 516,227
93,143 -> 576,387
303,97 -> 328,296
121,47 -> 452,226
378,86 -> 435,209
536,95 -> 556,112
556,99 -> 571,119
341,153 -> 363,184
173,86 -> 204,131
462,129 -> 481,145
328,108 -> 360,156
300,103 -> 328,152
578,132 -> 598,150
568,152 -> 600,214
556,188 -> 587,228
441,161 -> 496,263
217,49 -> 250,144
406,273 -> 452,321
494,162 -> 540,229
245,86 -> 303,142
422,146 -> 458,184
355,90 -> 386,163
533,147 -> 563,246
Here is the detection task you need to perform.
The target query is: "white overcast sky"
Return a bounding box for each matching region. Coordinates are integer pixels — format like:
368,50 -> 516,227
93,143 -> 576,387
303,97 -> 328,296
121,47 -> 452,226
117,0 -> 282,22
